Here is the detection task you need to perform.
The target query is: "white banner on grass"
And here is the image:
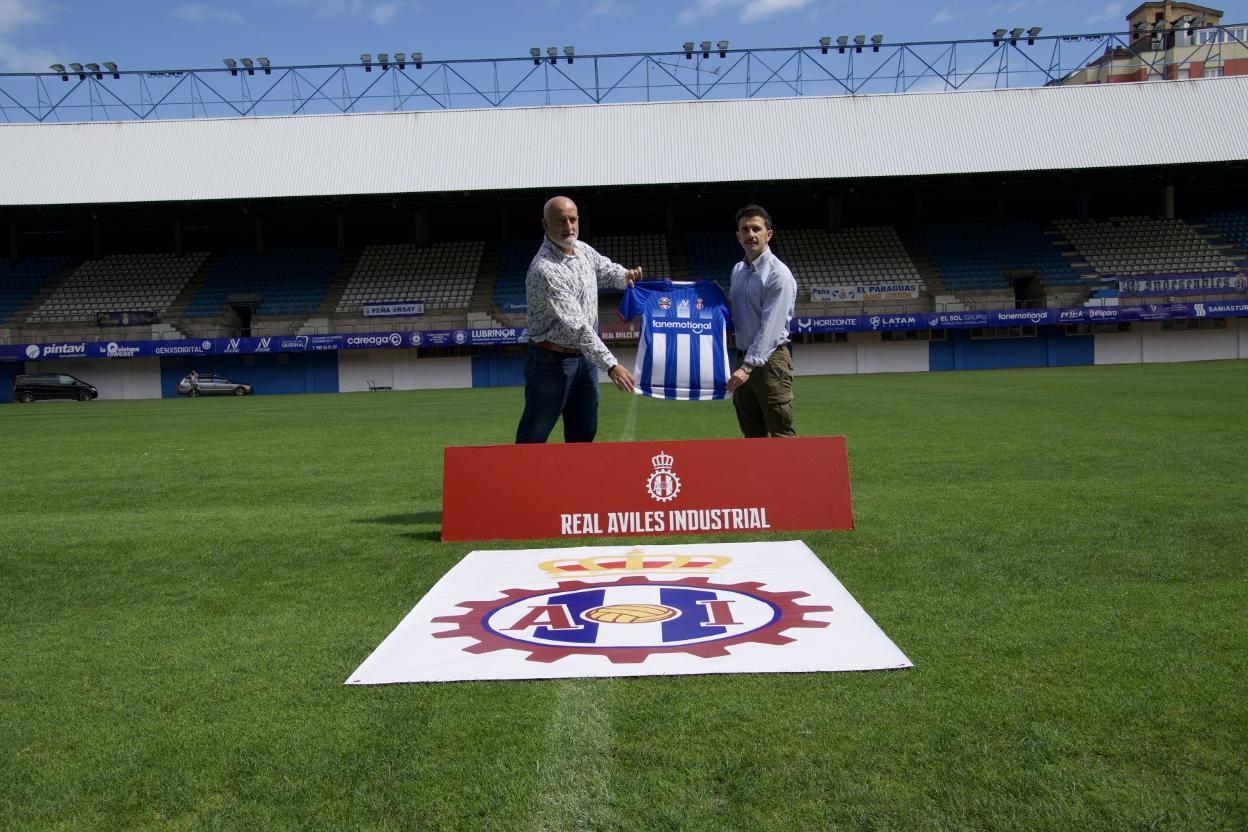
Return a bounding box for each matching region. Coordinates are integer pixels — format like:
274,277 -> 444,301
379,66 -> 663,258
347,540 -> 911,684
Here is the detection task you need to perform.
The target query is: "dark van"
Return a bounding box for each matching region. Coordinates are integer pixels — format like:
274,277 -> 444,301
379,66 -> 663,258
13,373 -> 99,403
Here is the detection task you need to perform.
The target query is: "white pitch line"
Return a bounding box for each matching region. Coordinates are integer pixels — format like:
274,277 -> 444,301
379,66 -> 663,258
531,679 -> 615,832
616,391 -> 638,443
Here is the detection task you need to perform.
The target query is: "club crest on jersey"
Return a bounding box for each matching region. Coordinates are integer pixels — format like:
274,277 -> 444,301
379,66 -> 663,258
431,575 -> 833,664
646,451 -> 681,502
696,297 -> 704,311
658,296 -> 671,309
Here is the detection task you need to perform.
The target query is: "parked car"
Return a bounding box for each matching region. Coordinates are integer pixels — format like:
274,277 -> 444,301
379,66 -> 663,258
176,373 -> 254,397
12,373 -> 99,403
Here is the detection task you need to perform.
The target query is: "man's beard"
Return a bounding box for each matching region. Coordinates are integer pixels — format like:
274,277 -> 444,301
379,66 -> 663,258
555,230 -> 577,246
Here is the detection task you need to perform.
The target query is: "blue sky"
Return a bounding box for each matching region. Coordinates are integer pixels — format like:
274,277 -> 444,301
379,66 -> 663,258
0,1 -> 1236,74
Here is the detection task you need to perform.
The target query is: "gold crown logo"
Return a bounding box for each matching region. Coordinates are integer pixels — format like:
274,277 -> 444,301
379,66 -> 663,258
539,549 -> 730,577
651,451 -> 674,470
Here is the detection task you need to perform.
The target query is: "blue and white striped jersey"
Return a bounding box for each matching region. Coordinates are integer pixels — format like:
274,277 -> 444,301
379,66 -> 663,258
619,280 -> 734,401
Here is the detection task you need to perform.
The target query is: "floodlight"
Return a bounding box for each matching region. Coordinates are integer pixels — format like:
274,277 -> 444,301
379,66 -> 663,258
547,46 -> 557,64
361,52 -> 372,71
103,60 -> 119,78
819,35 -> 831,54
717,39 -> 728,57
70,62 -> 84,79
412,52 -> 423,69
683,41 -> 694,59
395,52 -> 405,69
871,34 -> 882,52
992,28 -> 1006,46
837,34 -> 848,54
240,57 -> 254,75
531,46 -> 541,65
49,63 -> 65,73
564,45 -> 574,64
853,34 -> 865,53
257,57 -> 270,75
1010,27 -> 1024,38
700,40 -> 711,58
223,57 -> 238,76
378,52 -> 389,70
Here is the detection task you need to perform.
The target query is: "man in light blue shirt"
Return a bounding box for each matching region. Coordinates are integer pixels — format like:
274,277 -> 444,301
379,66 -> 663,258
726,204 -> 797,437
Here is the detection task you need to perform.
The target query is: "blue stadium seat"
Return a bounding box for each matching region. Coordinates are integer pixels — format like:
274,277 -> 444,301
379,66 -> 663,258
920,222 -> 1083,290
686,231 -> 739,290
1207,212 -> 1248,254
184,248 -> 340,318
492,240 -> 536,310
0,256 -> 70,324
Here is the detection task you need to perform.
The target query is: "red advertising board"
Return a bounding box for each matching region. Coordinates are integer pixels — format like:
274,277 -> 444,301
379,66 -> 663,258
442,436 -> 853,542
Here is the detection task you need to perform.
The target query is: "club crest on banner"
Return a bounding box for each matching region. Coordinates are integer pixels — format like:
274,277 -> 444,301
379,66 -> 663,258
646,451 -> 681,502
430,551 -> 832,664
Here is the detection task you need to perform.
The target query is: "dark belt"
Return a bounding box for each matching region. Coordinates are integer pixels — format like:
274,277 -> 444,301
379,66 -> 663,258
534,340 -> 581,355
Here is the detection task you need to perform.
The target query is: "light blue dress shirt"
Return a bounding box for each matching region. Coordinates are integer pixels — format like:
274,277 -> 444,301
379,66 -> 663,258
728,247 -> 797,368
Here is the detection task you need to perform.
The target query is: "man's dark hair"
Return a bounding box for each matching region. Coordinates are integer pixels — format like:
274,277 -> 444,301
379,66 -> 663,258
735,204 -> 772,230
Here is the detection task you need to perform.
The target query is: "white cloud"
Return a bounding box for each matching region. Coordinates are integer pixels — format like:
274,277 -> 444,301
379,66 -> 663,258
741,0 -> 810,22
369,2 -> 404,24
171,4 -> 243,25
0,0 -> 47,35
277,0 -> 418,23
677,0 -> 811,24
0,38 -> 57,72
0,0 -> 56,72
589,0 -> 636,17
930,0 -> 1047,26
677,0 -> 724,24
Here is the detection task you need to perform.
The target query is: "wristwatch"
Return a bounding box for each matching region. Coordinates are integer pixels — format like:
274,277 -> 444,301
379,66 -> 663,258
740,364 -> 754,375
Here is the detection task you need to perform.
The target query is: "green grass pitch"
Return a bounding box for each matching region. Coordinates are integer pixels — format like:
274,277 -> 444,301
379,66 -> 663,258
2,360 -> 1245,831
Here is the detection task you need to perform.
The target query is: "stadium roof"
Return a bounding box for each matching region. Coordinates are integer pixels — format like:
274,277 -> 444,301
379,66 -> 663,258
2,76 -> 1246,207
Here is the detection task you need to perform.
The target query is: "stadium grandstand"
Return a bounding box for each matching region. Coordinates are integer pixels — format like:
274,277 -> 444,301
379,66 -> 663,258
1,6 -> 1246,401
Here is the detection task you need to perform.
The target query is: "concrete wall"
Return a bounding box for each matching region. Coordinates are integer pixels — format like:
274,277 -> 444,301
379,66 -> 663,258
1095,319 -> 1247,365
338,348 -> 472,391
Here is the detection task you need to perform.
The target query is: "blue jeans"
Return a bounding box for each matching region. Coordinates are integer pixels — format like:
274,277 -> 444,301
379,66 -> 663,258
515,346 -> 600,443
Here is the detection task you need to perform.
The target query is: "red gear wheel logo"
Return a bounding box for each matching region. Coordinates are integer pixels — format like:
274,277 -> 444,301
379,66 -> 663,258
431,576 -> 832,664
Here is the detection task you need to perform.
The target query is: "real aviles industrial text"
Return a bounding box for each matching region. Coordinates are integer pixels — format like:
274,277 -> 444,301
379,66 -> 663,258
560,507 -> 772,536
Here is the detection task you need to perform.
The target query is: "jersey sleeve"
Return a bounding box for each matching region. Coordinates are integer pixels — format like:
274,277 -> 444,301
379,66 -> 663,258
703,280 -> 734,332
619,284 -> 643,322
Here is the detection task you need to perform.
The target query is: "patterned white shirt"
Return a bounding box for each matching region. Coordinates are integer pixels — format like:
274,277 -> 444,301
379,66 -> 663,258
525,236 -> 629,371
